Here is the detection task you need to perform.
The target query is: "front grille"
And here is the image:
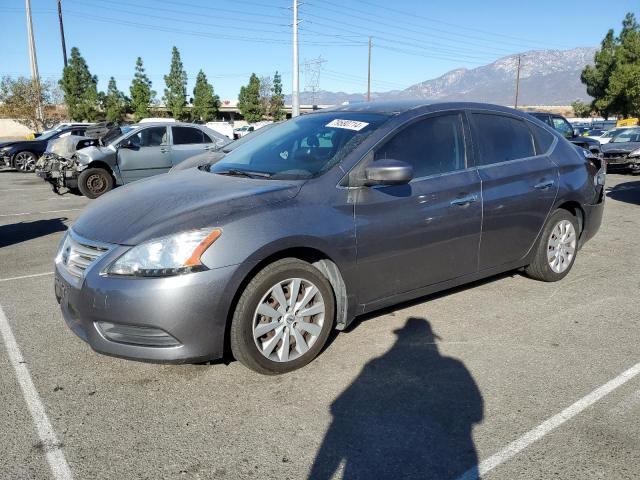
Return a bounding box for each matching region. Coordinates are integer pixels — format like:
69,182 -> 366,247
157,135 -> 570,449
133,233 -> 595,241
603,152 -> 628,160
60,232 -> 111,279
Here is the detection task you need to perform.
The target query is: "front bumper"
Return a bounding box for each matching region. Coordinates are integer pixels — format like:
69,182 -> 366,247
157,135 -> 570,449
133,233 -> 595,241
55,247 -> 243,363
602,154 -> 640,169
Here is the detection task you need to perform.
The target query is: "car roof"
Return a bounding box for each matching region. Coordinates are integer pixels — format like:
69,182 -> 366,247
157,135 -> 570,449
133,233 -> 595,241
321,100 -> 533,118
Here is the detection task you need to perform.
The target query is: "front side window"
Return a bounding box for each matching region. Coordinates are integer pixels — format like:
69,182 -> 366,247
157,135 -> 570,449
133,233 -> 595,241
374,113 -> 466,178
612,130 -> 640,143
211,112 -> 390,179
472,113 -> 535,165
173,127 -> 205,145
129,127 -> 167,147
552,117 -> 574,138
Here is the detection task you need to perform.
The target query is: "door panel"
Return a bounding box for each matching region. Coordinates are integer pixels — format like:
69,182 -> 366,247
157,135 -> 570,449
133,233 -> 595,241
170,126 -> 212,166
117,126 -> 171,183
354,171 -> 482,304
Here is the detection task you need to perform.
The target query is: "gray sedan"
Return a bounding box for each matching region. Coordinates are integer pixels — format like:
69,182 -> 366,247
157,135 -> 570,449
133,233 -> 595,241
73,122 -> 230,198
55,101 -> 605,374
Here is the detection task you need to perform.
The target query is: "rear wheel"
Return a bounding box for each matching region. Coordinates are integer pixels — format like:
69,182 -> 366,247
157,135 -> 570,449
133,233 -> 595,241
78,168 -> 114,199
13,151 -> 37,172
525,209 -> 579,282
230,258 -> 335,374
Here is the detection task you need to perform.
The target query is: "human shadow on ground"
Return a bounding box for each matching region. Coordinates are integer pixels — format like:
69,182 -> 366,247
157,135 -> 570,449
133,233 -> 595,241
607,180 -> 640,205
0,217 -> 68,248
309,317 -> 483,480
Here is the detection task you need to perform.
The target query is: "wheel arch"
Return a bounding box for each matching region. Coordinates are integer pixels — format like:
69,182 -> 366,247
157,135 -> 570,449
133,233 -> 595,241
222,246 -> 350,358
84,160 -> 117,180
554,200 -> 585,237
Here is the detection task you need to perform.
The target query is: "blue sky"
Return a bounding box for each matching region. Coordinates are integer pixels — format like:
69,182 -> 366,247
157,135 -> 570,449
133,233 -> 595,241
0,0 -> 637,102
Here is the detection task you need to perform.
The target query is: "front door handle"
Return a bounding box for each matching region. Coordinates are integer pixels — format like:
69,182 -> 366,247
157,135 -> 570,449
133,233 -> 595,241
534,180 -> 555,190
450,194 -> 478,207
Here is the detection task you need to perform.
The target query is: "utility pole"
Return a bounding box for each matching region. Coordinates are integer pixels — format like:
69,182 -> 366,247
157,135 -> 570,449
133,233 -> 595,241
514,54 -> 522,109
367,36 -> 372,102
57,0 -> 68,68
25,0 -> 44,129
291,0 -> 300,117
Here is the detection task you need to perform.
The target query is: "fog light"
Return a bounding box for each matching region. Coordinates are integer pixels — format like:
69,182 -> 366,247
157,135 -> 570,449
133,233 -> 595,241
97,322 -> 181,347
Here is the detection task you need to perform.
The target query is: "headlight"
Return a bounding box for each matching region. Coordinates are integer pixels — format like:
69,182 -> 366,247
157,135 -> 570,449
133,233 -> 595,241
106,228 -> 222,277
0,146 -> 12,154
629,148 -> 640,158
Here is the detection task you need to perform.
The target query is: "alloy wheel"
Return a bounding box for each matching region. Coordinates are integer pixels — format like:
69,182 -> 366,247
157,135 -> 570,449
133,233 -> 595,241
14,152 -> 36,172
547,220 -> 576,273
252,278 -> 325,363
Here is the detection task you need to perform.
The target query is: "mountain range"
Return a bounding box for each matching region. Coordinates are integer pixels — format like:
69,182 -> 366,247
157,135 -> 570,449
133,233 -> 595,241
291,48 -> 597,106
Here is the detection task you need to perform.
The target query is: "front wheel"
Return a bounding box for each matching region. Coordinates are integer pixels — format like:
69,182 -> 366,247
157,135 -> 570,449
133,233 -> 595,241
77,168 -> 114,199
525,209 -> 579,282
13,151 -> 37,172
230,258 -> 335,374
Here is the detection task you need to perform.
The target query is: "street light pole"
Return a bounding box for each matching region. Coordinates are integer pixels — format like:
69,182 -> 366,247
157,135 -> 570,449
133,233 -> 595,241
514,54 -> 522,109
291,0 -> 300,117
25,0 -> 44,130
57,0 -> 68,68
367,36 -> 372,102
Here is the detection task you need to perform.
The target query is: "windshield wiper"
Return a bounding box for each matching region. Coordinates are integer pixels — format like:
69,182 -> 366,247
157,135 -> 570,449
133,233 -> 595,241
215,168 -> 273,179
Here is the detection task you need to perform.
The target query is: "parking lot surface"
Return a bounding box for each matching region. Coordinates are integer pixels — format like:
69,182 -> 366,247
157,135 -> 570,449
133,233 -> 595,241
1,169 -> 639,480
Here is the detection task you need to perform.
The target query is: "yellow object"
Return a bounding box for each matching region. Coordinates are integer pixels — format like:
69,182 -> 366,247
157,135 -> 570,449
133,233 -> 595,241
25,133 -> 36,140
617,118 -> 639,127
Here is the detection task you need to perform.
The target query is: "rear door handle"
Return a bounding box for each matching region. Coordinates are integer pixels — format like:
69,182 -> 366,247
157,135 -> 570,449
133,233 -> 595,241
534,180 -> 555,190
450,194 -> 478,207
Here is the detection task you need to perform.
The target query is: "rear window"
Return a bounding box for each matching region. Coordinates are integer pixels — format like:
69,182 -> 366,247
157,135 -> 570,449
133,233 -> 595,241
173,127 -> 206,145
530,123 -> 555,154
472,114 -> 535,165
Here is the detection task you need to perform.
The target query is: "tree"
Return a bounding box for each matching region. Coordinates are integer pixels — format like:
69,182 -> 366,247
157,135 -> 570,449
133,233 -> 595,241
571,100 -> 592,118
581,12 -> 640,118
238,73 -> 263,123
259,75 -> 272,117
0,76 -> 62,131
191,70 -> 220,122
270,71 -> 285,121
104,77 -> 127,122
130,57 -> 155,122
163,46 -> 188,120
58,47 -> 99,121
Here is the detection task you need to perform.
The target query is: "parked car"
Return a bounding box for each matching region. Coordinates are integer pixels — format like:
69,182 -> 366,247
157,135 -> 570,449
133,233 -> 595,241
0,125 -> 90,172
169,123 -> 279,173
589,126 -> 639,145
233,125 -> 255,139
528,112 -> 602,154
35,122 -> 94,138
36,123 -> 129,193
600,128 -> 640,173
55,101 -> 604,374
64,122 -> 231,198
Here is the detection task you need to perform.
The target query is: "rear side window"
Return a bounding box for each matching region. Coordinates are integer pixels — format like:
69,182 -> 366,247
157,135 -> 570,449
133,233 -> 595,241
530,123 -> 555,154
172,127 -> 205,145
374,113 -> 466,178
472,114 -> 535,165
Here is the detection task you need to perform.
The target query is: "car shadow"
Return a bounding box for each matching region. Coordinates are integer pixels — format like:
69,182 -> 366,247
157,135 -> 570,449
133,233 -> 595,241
607,181 -> 640,205
308,317 -> 483,480
0,217 -> 68,248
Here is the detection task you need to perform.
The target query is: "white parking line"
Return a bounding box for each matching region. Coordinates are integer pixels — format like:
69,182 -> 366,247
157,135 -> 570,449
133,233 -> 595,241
457,362 -> 640,480
0,208 -> 82,218
0,304 -> 73,480
0,272 -> 54,283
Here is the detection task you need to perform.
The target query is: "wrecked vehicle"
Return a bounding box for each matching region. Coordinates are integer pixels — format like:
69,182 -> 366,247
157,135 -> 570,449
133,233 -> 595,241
600,129 -> 640,173
36,123 -> 126,194
39,122 -> 231,198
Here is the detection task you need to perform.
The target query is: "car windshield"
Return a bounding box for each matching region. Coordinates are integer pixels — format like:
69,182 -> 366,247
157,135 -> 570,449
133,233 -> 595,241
611,130 -> 640,143
210,112 -> 390,179
106,126 -> 135,146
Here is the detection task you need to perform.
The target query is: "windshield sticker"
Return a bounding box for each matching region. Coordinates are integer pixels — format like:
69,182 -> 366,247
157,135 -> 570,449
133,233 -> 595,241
325,119 -> 369,131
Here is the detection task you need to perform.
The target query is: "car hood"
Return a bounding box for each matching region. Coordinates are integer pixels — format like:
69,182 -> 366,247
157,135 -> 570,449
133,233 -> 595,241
601,142 -> 640,154
72,168 -> 303,245
0,140 -> 41,149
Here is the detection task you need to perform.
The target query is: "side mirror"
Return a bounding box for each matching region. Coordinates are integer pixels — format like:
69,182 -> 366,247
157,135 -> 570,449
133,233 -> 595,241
119,139 -> 137,149
364,159 -> 413,186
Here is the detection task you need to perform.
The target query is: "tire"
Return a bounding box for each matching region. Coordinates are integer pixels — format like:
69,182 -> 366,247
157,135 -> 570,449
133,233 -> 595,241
77,168 -> 114,199
525,209 -> 579,282
230,258 -> 335,374
13,151 -> 37,172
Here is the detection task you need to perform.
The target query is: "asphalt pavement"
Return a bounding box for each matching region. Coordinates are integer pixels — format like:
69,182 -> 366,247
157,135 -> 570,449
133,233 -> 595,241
0,169 -> 639,480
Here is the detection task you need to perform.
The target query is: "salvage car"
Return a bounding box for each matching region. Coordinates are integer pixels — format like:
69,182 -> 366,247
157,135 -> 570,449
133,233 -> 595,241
0,125 -> 90,172
63,122 -> 230,198
528,112 -> 602,155
600,128 -> 640,173
55,101 -> 605,374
